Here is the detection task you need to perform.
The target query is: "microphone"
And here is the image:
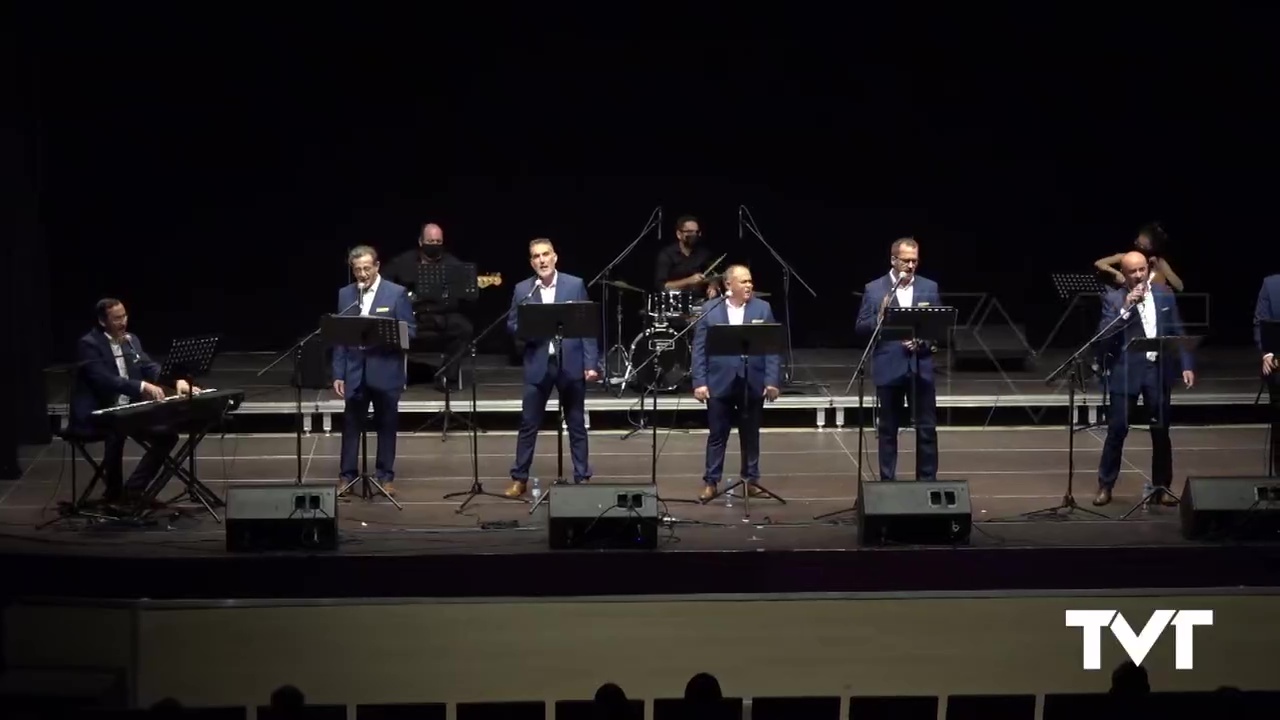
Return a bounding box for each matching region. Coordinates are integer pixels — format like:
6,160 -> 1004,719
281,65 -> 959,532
122,333 -> 140,361
657,206 -> 662,242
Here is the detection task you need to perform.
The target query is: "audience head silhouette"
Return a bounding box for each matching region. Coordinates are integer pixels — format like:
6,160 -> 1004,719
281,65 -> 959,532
1109,661 -> 1149,696
592,682 -> 632,719
683,672 -> 722,702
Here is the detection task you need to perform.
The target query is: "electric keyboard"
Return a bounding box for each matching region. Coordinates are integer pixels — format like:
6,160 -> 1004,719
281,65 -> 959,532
92,388 -> 245,434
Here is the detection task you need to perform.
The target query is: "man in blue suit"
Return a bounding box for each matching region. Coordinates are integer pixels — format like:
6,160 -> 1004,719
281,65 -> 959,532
70,298 -> 195,502
1255,273 -> 1280,475
332,245 -> 417,497
1093,251 -> 1196,506
504,238 -> 600,498
691,265 -> 781,502
855,238 -> 943,481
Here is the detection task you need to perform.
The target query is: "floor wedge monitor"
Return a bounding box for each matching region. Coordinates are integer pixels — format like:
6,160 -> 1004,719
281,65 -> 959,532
226,483 -> 339,552
548,483 -> 659,549
857,479 -> 972,546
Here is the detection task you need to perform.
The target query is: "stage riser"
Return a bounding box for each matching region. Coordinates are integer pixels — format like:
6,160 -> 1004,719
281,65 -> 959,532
46,401 -> 1272,435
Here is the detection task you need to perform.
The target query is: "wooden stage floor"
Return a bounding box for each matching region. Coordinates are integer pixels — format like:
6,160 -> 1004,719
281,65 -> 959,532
2,425 -> 1278,603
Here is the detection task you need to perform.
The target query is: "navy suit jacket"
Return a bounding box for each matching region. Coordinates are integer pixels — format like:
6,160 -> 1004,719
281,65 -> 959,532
1255,273 -> 1280,353
691,296 -> 782,399
70,330 -> 162,431
331,278 -> 417,394
507,272 -> 601,384
855,274 -> 943,387
1096,283 -> 1194,396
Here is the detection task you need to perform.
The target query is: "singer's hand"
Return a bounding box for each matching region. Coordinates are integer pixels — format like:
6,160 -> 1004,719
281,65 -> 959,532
140,382 -> 165,402
1182,370 -> 1195,389
902,339 -> 918,351
1264,354 -> 1278,376
333,379 -> 345,398
763,385 -> 779,402
584,369 -> 599,382
1125,286 -> 1146,307
693,386 -> 710,402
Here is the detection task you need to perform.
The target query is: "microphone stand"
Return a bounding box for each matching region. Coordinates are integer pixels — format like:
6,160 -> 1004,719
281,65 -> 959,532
442,285 -> 539,511
258,295 -> 363,485
621,296 -> 729,508
1016,299 -> 1134,520
816,298 -> 890,521
738,205 -> 821,391
589,206 -> 661,393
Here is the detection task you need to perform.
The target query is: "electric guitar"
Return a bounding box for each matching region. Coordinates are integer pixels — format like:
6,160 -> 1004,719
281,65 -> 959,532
478,273 -> 502,288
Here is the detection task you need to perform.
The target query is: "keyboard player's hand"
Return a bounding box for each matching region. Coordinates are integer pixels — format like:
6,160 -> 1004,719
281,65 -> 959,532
141,381 -> 165,401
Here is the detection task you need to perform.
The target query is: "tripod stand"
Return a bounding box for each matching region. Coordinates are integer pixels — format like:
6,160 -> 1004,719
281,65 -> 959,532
738,205 -> 820,392
414,260 -> 482,439
441,297 -> 536,512
322,312 -> 407,509
698,321 -> 788,518
589,206 -> 661,392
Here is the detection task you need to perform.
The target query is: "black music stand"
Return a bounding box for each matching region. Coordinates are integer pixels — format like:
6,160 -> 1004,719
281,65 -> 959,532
323,313 -> 409,508
881,306 -> 956,481
415,262 -> 480,437
146,335 -> 225,519
1262,321 -> 1280,477
1119,334 -> 1203,518
519,301 -> 600,514
699,322 -> 787,517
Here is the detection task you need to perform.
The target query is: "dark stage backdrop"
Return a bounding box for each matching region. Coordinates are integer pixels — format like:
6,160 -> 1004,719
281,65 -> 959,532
27,7 -> 1279,362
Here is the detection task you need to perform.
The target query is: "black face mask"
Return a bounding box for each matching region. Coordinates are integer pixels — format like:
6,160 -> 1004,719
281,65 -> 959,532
422,244 -> 443,259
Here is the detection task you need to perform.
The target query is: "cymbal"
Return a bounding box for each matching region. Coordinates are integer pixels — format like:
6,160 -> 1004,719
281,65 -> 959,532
604,279 -> 646,293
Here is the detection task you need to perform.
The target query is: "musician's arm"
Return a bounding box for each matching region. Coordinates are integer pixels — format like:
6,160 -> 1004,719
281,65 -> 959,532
78,337 -> 144,400
396,287 -> 417,341
135,340 -> 162,383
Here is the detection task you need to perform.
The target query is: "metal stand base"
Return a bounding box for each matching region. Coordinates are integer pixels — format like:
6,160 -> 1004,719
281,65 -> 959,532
702,478 -> 786,519
1120,485 -> 1179,519
1021,493 -> 1111,520
443,481 -> 527,512
340,428 -> 403,509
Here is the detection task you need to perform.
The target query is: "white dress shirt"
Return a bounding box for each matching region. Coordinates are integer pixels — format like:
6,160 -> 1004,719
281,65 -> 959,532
1134,291 -> 1158,361
359,274 -> 381,316
537,272 -> 558,354
890,271 -> 915,307
726,296 -> 747,325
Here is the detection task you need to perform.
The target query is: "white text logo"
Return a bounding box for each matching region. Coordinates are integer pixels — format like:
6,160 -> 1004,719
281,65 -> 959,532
1065,609 -> 1213,669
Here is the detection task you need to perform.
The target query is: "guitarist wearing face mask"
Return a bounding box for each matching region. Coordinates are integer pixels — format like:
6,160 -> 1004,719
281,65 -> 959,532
386,223 -> 477,391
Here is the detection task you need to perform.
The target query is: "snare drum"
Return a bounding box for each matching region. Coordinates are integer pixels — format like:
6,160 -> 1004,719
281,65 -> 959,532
647,290 -> 692,320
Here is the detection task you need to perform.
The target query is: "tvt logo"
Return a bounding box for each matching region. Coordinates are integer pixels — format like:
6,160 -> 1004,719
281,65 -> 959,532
1065,610 -> 1214,670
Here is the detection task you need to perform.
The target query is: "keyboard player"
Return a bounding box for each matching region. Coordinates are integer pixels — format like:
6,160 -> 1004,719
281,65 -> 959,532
69,299 -> 199,503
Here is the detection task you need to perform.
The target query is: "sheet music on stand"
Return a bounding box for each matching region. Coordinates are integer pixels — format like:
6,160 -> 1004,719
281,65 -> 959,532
160,336 -> 220,383
1051,273 -> 1106,302
320,314 -> 410,351
417,262 -> 478,304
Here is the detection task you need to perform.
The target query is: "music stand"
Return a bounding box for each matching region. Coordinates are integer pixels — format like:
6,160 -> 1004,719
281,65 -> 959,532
518,301 -> 600,514
322,313 -> 410,508
881,306 -> 956,481
1118,334 -> 1203,518
149,335 -> 224,517
1262,321 -> 1280,477
414,262 -> 480,437
699,322 -> 787,517
1052,273 -> 1107,301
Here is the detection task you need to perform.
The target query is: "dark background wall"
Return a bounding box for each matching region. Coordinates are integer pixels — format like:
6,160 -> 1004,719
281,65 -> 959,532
21,6 -> 1279,362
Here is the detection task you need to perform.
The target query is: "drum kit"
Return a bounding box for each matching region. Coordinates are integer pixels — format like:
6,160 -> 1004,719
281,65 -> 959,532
601,263 -> 770,396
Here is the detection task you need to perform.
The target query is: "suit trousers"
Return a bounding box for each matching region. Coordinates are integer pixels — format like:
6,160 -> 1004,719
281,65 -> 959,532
103,430 -> 179,498
1269,371 -> 1280,477
1098,361 -> 1173,489
703,375 -> 765,486
876,375 -> 938,481
340,386 -> 402,481
512,363 -> 590,481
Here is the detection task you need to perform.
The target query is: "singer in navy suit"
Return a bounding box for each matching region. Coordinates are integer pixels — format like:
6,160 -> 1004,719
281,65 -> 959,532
855,239 -> 942,481
691,265 -> 781,501
504,239 -> 600,498
332,246 -> 417,495
1254,273 -> 1280,475
70,299 -> 184,502
1093,252 -> 1195,506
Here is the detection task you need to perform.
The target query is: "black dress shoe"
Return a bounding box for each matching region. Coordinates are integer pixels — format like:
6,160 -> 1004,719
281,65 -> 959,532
1092,488 -> 1112,506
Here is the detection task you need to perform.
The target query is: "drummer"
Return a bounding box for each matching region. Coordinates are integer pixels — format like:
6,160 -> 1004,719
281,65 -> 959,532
654,215 -> 720,301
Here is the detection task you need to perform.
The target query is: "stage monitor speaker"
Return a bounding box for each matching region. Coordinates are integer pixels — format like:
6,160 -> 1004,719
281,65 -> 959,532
548,483 -> 659,549
857,480 -> 972,546
1180,476 -> 1280,541
226,483 -> 338,552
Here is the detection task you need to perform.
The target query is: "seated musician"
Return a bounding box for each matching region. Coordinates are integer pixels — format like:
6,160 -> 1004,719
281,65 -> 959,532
386,222 -> 474,391
69,298 -> 198,503
654,215 -> 719,303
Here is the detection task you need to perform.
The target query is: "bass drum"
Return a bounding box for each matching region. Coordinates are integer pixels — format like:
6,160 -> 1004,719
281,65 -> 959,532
626,325 -> 691,392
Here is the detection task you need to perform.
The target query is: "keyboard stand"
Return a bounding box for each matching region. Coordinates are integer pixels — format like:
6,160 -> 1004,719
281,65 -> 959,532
132,430 -> 225,523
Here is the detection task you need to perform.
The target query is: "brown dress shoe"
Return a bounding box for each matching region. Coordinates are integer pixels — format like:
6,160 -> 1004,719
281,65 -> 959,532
747,484 -> 768,498
1093,488 -> 1112,506
505,481 -> 527,499
381,482 -> 396,497
699,485 -> 718,502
